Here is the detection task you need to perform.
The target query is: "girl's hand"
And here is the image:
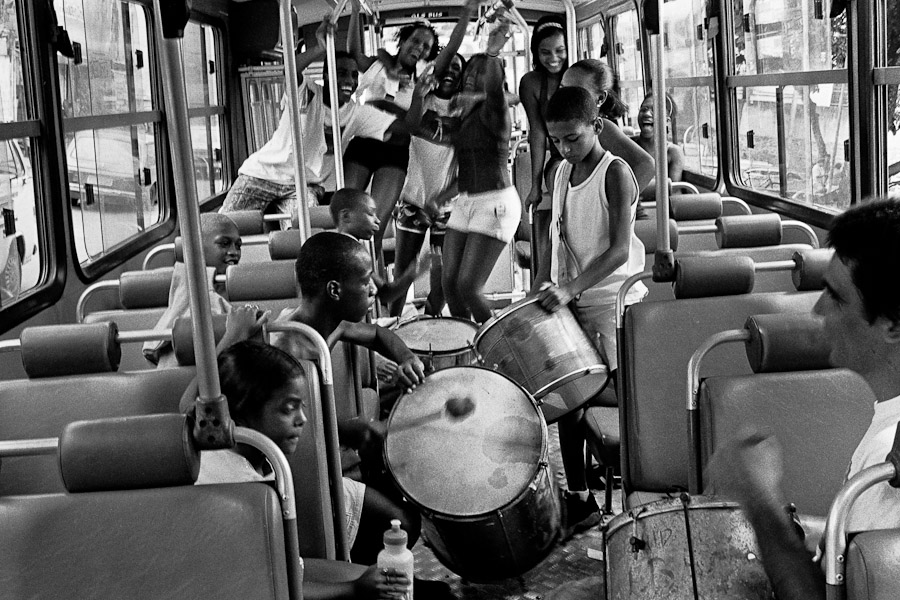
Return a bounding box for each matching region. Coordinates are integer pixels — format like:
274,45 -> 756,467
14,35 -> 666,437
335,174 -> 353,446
413,69 -> 437,98
485,19 -> 512,56
524,186 -> 542,211
354,566 -> 410,600
225,304 -> 269,342
536,282 -> 574,312
314,15 -> 333,50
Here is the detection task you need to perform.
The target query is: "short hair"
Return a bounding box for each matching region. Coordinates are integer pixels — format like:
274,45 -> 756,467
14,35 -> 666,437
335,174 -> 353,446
828,197 -> 900,324
295,231 -> 366,297
396,22 -> 440,62
530,15 -> 567,73
202,212 -> 238,238
546,86 -> 596,125
218,341 -> 307,420
328,188 -> 371,226
641,91 -> 677,118
566,59 -> 629,120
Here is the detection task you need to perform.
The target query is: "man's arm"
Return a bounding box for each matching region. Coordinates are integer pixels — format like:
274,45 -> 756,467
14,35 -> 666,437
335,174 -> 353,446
347,0 -> 377,72
707,429 -> 825,600
295,19 -> 329,78
332,321 -> 425,386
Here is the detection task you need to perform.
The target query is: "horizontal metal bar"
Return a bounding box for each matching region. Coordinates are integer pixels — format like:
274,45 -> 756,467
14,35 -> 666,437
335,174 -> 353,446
666,76 -> 715,88
0,120 -> 41,140
873,67 -> 900,85
117,329 -> 171,343
0,339 -> 21,353
187,106 -> 227,119
0,438 -> 58,457
678,223 -> 717,234
754,259 -> 796,272
64,111 -> 163,133
726,69 -> 848,88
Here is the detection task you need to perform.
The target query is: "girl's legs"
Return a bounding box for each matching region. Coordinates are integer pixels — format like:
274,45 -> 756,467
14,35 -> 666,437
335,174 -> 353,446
558,408 -> 588,492
390,228 -> 426,317
351,486 -> 421,566
369,166 -> 407,254
441,228 -> 469,319
531,209 -> 552,275
453,232 -> 507,324
424,244 -> 445,316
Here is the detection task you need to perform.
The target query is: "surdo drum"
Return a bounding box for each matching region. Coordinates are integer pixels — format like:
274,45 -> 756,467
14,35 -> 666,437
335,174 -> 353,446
604,496 -> 772,600
384,366 -> 561,582
474,297 -> 609,423
394,316 -> 478,372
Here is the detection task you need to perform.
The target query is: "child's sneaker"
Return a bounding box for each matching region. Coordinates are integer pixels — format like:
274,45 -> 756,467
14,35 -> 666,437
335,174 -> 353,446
561,491 -> 602,540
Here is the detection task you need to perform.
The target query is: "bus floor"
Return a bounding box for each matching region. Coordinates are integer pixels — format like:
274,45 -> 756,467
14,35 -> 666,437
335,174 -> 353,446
410,423 -> 617,600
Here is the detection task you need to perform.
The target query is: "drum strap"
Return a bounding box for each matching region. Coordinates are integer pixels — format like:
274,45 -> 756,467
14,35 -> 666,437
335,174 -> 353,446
679,493 -> 701,600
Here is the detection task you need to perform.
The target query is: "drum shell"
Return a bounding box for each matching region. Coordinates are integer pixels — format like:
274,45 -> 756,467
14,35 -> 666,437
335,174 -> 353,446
421,462 -> 561,583
604,497 -> 771,600
395,317 -> 478,372
474,298 -> 608,420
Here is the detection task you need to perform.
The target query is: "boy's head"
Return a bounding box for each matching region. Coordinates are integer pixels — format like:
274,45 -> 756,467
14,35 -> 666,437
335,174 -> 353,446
296,232 -> 375,322
201,213 -> 241,274
329,188 -> 380,240
324,51 -> 359,106
546,86 -> 603,165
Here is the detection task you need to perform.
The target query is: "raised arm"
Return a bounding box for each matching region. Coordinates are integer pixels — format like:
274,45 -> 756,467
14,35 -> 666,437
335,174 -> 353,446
432,0 -> 480,76
477,24 -> 512,132
599,119 -> 654,192
295,19 -> 330,78
347,0 -> 377,72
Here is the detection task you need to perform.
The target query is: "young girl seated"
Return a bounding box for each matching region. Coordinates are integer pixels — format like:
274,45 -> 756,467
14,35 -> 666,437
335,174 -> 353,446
630,92 -> 686,201
143,213 -> 240,367
193,333 -> 414,600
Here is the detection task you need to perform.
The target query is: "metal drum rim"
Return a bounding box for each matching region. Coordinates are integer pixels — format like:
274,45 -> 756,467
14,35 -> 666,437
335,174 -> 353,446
395,316 -> 479,356
473,297 -> 541,349
605,497 -> 743,537
383,365 -> 550,518
533,364 -> 609,399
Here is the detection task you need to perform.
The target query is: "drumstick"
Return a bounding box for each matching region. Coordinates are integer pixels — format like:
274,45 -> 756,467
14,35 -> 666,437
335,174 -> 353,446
390,397 -> 476,433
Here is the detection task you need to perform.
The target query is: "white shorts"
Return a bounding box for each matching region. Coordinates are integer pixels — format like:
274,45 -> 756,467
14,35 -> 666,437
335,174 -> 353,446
446,187 -> 522,243
342,477 -> 366,548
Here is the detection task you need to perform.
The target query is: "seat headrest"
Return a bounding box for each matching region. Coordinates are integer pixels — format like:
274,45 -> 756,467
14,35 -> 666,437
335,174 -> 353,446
59,414 -> 200,493
674,255 -> 755,299
269,229 -> 304,261
223,210 -> 266,235
226,260 -> 298,301
792,248 -> 833,291
636,218 -> 679,253
309,205 -> 335,230
172,313 -> 229,366
715,214 -> 783,248
744,313 -> 831,373
21,322 -> 121,378
669,193 -> 723,221
119,268 -> 174,309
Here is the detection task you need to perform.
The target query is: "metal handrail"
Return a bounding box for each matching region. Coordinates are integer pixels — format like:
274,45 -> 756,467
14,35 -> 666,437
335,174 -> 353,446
76,280 -> 120,323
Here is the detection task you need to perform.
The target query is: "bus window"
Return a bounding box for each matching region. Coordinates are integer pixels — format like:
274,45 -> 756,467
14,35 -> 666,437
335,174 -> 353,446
577,19 -> 606,62
730,0 -> 849,210
182,21 -> 227,203
610,6 -> 645,131
883,1 -> 900,195
0,1 -> 44,305
663,0 -> 718,181
56,0 -> 164,266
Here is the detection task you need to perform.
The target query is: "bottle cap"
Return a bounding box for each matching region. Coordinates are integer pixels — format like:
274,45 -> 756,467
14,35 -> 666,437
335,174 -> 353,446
383,519 -> 408,546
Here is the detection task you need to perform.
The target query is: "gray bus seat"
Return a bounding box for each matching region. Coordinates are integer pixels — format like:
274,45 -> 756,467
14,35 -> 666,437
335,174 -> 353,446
845,530 -> 900,600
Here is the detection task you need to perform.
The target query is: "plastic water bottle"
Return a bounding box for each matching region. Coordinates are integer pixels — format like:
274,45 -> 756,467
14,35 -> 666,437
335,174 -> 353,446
377,519 -> 414,600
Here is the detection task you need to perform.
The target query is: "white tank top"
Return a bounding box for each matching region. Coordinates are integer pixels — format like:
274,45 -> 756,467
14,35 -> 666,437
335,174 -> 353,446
550,151 -> 647,306
355,60 -> 428,111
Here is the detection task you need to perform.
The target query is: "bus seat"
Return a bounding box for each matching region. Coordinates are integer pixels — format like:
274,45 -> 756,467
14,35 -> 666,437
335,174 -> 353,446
119,267 -> 174,308
269,229 -> 303,261
83,308 -> 167,371
636,218 -> 679,253
223,209 -> 266,235
0,367 -> 196,496
673,255 -> 756,299
698,314 -> 874,515
225,259 -> 299,315
310,205 -> 334,229
670,193 -> 724,221
619,290 -> 821,503
20,322 -> 121,378
716,213 -> 783,248
0,417 -> 291,599
793,248 -> 832,291
845,530 -> 900,600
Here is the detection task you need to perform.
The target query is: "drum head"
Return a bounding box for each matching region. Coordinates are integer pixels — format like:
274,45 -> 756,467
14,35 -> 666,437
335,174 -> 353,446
385,367 -> 545,517
395,317 -> 478,353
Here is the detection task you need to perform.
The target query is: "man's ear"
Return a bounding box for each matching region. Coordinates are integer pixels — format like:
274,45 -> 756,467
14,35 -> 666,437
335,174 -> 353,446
594,116 -> 605,135
883,319 -> 900,345
595,90 -> 608,110
326,280 -> 341,301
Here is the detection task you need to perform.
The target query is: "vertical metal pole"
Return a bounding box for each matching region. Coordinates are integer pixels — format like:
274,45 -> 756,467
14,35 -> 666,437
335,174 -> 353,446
325,28 -> 346,190
775,86 -> 788,195
562,0 -> 578,63
651,2 -> 671,254
279,0 -> 312,237
152,1 -> 231,448
508,8 -> 531,70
